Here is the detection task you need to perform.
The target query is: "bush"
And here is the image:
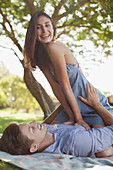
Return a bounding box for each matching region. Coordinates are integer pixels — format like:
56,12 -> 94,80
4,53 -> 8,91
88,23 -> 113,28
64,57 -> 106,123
0,75 -> 41,111
0,91 -> 7,108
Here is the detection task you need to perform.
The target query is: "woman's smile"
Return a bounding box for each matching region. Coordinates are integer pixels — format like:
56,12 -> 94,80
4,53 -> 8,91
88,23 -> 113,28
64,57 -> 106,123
37,15 -> 54,43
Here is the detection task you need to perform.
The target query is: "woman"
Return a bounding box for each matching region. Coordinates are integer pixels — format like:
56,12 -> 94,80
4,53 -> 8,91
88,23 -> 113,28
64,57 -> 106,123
24,10 -> 113,129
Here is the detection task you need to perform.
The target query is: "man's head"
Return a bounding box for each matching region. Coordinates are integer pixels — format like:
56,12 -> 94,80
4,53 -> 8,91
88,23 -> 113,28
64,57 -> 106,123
0,121 -> 47,155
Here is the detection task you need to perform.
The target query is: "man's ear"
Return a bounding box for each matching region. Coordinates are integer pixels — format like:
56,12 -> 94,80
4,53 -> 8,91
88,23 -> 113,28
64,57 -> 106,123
30,144 -> 39,153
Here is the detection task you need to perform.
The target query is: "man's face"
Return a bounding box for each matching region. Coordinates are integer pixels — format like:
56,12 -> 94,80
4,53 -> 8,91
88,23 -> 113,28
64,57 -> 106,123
19,120 -> 47,145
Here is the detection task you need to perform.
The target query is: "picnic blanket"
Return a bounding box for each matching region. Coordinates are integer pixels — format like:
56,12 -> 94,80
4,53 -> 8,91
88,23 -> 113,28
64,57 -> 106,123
0,151 -> 113,169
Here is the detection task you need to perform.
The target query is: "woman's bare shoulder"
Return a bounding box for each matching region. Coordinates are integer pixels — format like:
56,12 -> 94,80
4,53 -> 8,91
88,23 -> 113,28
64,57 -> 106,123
47,41 -> 65,51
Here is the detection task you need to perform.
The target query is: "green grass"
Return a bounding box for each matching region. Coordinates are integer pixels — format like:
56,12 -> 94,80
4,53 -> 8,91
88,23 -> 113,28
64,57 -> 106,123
0,108 -> 43,133
0,108 -> 44,169
0,160 -> 22,170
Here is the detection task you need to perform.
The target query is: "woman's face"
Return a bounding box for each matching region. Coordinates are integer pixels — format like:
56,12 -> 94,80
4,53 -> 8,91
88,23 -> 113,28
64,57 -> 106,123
37,15 -> 54,44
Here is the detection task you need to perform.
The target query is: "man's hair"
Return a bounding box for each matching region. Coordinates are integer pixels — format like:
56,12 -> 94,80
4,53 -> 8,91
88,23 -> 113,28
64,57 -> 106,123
0,123 -> 33,155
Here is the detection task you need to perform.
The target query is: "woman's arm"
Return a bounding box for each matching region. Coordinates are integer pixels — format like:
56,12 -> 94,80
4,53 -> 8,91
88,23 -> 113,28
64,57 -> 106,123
78,83 -> 113,126
46,42 -> 91,130
42,68 -> 74,123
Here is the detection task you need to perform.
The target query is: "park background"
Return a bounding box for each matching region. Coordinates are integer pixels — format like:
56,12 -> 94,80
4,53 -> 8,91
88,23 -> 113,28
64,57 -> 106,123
0,1 -> 113,169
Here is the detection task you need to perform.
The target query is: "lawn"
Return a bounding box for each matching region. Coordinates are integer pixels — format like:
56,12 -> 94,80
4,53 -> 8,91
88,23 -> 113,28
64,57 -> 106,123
0,108 -> 44,169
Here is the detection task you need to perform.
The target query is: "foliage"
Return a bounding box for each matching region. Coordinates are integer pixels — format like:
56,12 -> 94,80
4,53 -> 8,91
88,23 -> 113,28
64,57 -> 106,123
0,0 -> 113,53
0,64 -> 10,108
0,74 -> 41,111
0,0 -> 113,112
0,62 -> 10,79
0,90 -> 7,108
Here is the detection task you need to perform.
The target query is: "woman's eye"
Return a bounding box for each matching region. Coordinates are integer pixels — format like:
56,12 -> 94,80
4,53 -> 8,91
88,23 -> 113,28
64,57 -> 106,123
37,27 -> 41,29
46,24 -> 50,27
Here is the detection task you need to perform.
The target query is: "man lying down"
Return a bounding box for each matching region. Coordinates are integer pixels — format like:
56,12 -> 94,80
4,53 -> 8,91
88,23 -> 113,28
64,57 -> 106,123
0,83 -> 113,158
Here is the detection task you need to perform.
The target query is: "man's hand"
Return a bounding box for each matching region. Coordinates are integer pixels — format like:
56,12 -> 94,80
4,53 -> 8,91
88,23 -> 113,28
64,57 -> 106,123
78,83 -> 99,109
74,119 -> 91,130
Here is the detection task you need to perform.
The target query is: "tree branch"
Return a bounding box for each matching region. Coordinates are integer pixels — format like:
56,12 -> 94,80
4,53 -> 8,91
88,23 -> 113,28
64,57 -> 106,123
52,0 -> 91,25
0,8 -> 15,37
0,8 -> 22,52
0,45 -> 23,65
52,11 -> 69,25
52,0 -> 67,18
57,22 -> 100,31
77,0 -> 91,7
24,0 -> 38,15
1,22 -> 22,52
56,29 -> 70,39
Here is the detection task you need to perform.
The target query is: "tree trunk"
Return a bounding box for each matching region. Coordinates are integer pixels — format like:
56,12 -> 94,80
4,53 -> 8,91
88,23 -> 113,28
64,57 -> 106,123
24,67 -> 56,119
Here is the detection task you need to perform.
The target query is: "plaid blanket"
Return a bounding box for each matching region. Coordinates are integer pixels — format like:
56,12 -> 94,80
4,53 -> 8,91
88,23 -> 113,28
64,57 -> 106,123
0,151 -> 113,169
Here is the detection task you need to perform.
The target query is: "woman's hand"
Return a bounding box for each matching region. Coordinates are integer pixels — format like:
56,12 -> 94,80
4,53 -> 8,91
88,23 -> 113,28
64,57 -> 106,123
78,83 -> 99,109
74,119 -> 91,130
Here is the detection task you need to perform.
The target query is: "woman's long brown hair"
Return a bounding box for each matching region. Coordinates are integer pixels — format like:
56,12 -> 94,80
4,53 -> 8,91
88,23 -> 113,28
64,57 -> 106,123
24,10 -> 56,71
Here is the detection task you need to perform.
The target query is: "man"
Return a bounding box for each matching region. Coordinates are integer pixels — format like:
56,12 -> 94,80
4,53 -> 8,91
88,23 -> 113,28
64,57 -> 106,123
0,83 -> 113,157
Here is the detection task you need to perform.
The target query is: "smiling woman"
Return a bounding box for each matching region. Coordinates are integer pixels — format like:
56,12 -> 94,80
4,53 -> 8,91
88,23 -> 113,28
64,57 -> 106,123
36,16 -> 54,44
23,10 -> 113,130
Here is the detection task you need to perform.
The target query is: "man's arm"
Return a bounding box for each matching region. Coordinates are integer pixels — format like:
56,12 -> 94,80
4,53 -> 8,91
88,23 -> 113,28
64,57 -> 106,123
78,83 -> 113,126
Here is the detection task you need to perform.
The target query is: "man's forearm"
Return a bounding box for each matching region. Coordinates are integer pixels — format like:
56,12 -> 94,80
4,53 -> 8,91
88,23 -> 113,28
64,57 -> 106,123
78,83 -> 113,126
94,103 -> 113,126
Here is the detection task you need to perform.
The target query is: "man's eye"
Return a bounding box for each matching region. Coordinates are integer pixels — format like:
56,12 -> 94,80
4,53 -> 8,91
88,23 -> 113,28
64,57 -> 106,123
30,127 -> 34,132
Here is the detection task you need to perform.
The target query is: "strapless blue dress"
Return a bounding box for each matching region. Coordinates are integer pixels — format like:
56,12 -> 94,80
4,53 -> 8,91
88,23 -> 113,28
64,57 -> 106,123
54,64 -> 113,125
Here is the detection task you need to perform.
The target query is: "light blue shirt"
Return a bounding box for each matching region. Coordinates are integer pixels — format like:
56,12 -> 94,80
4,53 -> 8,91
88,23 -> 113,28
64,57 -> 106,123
42,124 -> 113,157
